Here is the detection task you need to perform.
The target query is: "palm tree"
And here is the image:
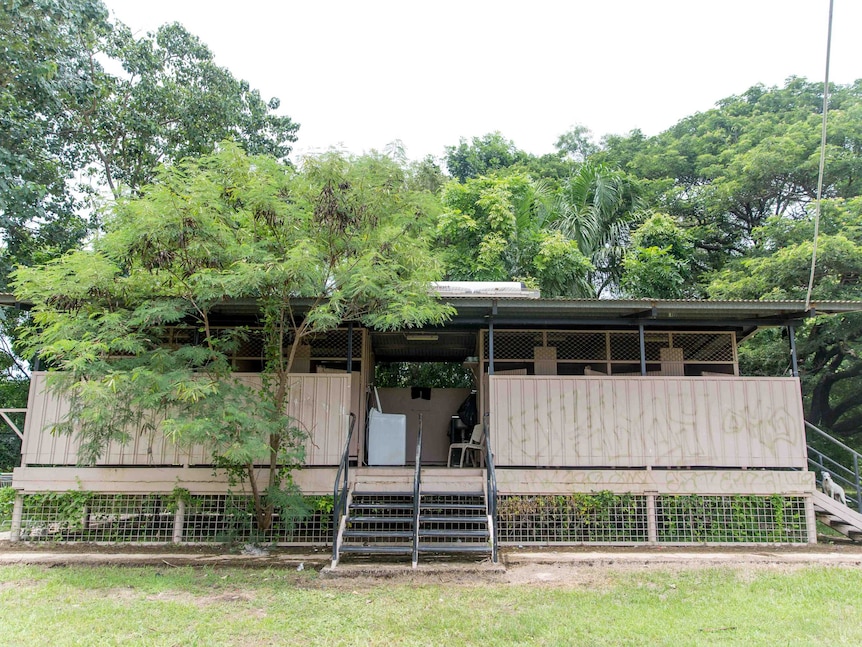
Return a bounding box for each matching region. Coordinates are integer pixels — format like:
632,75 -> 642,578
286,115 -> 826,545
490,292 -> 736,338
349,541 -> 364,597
551,161 -> 641,297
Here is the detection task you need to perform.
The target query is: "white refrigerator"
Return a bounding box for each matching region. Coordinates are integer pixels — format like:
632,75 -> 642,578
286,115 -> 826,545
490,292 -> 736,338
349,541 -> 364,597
367,407 -> 407,466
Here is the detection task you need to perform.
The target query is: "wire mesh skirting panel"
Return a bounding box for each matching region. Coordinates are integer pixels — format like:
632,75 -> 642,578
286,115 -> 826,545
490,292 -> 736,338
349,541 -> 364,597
15,493 -> 334,544
655,495 -> 808,543
497,493 -> 649,544
182,494 -> 332,544
17,493 -> 176,542
496,493 -> 810,545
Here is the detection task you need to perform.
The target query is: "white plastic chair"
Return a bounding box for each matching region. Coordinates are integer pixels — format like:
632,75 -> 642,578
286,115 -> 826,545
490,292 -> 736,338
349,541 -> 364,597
447,424 -> 485,468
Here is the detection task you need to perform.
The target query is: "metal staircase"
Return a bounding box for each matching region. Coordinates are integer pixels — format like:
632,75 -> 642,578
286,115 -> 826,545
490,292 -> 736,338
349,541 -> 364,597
331,470 -> 493,567
331,414 -> 497,568
806,421 -> 862,542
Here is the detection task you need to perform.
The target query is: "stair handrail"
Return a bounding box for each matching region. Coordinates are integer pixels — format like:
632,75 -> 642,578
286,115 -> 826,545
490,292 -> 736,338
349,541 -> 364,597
331,412 -> 356,564
412,413 -> 423,568
483,412 -> 498,564
806,421 -> 861,511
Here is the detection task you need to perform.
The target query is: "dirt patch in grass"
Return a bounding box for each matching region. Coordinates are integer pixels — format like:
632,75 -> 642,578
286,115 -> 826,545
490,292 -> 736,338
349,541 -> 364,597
0,578 -> 39,593
145,589 -> 256,606
3,540 -> 862,589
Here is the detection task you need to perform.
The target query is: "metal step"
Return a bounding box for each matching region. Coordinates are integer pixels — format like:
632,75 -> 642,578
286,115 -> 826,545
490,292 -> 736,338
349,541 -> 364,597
334,480 -> 494,565
348,515 -> 414,524
339,545 -> 413,555
350,502 -> 414,511
353,490 -> 413,501
342,529 -> 414,539
417,543 -> 491,553
419,514 -> 487,523
420,503 -> 486,511
419,528 -> 489,538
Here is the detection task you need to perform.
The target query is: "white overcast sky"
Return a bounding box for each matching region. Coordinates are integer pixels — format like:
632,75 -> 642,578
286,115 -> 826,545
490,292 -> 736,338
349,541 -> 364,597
102,0 -> 862,163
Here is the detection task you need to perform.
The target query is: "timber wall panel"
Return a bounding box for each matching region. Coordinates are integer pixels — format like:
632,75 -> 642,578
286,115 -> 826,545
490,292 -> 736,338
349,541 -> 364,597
494,467 -> 814,495
490,376 -> 805,469
22,372 -> 350,468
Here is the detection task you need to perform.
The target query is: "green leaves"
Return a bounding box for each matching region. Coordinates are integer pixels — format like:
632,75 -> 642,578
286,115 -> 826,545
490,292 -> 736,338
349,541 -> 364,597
436,163 -> 640,298
15,144 -> 451,528
621,213 -> 694,299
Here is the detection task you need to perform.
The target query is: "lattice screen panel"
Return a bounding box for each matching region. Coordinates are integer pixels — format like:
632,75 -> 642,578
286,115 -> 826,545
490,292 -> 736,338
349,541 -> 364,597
484,331 -> 543,360
551,332 -> 607,361
483,330 -> 737,374
671,333 -> 735,362
307,328 -> 363,360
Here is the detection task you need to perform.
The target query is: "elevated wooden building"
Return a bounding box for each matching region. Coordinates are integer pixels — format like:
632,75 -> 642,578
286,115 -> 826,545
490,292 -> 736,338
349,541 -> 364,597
5,285 -> 862,559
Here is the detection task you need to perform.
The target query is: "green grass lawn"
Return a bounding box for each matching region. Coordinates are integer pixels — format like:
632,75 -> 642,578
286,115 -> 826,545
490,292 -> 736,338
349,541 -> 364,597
1,564 -> 861,646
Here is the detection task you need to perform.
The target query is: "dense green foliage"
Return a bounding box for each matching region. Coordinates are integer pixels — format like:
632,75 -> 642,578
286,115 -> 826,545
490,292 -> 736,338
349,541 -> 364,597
0,0 -> 297,286
432,78 -> 862,442
5,2 -> 862,462
13,144 -> 451,528
375,363 -> 474,389
0,1 -> 300,438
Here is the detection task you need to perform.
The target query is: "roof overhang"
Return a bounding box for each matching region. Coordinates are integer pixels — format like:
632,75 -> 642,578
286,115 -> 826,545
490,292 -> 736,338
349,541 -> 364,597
431,297 -> 862,340
6,291 -> 862,337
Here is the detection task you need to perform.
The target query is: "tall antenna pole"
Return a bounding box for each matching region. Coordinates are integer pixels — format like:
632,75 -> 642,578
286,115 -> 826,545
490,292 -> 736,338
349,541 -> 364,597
805,0 -> 835,311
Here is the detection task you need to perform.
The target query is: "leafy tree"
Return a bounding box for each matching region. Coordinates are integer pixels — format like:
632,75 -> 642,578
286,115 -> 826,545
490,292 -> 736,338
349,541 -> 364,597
597,78 -> 862,277
81,21 -> 300,199
406,155 -> 448,195
621,213 -> 695,299
549,161 -> 642,296
0,0 -> 112,285
14,144 -> 451,529
708,198 -> 862,441
444,132 -> 530,182
1,1 -> 299,445
375,363 -> 473,389
1,2 -> 298,284
555,125 -> 599,162
436,172 -> 593,297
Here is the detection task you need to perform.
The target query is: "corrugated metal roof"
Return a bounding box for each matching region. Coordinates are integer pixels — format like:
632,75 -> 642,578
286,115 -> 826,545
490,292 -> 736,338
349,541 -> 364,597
5,289 -> 861,323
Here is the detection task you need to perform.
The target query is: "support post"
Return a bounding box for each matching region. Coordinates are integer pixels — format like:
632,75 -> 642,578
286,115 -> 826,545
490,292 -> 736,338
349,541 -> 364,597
855,454 -> 862,512
788,325 -> 799,377
639,325 -> 647,376
10,493 -> 23,542
646,493 -> 657,543
346,323 -> 353,374
172,499 -> 185,544
804,495 -> 818,545
488,302 -> 496,376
